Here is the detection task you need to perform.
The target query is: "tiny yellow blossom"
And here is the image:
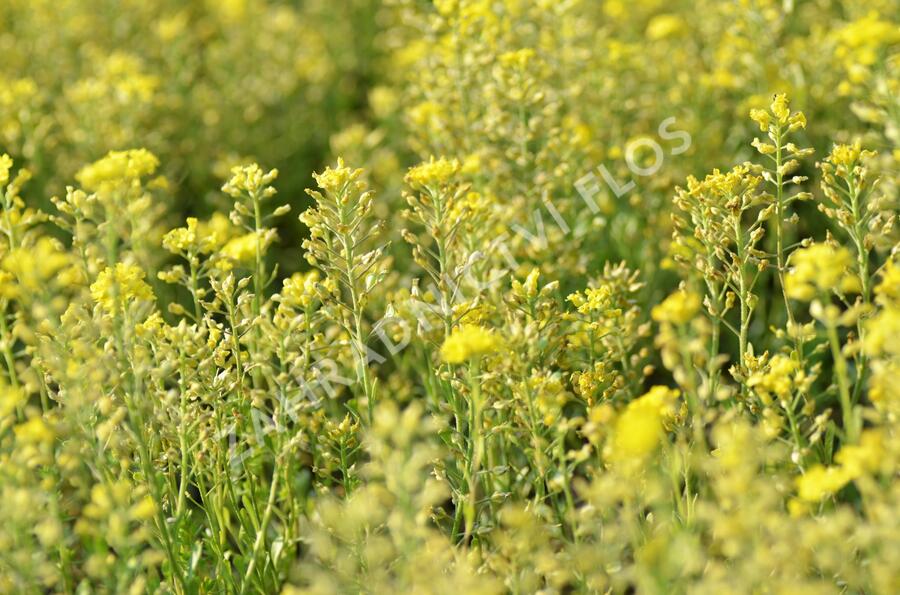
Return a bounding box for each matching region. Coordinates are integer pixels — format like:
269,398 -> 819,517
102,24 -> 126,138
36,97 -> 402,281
748,354 -> 800,402
770,93 -> 790,123
279,270 -> 321,310
162,217 -> 219,255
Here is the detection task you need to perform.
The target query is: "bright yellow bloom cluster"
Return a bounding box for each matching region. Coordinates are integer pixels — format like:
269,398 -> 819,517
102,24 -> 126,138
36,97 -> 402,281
785,243 -> 860,301
90,263 -> 154,313
567,286 -> 621,317
0,154 -> 12,187
221,232 -> 261,263
404,156 -> 460,189
162,217 -> 219,255
750,94 -> 806,132
747,354 -> 800,403
651,288 -> 701,324
796,430 -> 883,503
309,157 -> 364,196
75,149 -> 160,193
440,324 -> 501,364
609,386 -> 679,462
221,164 -> 279,199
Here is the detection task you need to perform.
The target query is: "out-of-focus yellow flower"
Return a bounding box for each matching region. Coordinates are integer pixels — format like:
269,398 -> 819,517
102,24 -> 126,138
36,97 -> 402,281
651,288 -> 701,324
13,416 -> 54,446
440,324 -> 501,364
748,354 -> 800,403
785,243 -> 860,301
646,15 -> 685,40
0,153 -> 12,186
221,232 -> 260,263
795,465 -> 851,502
835,430 -> 883,478
0,384 -> 26,419
90,263 -> 154,313
76,149 -> 160,193
609,386 -> 679,462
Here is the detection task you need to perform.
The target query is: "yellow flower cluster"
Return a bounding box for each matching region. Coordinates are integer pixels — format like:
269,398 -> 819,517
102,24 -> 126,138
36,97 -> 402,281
750,93 -> 807,132
90,263 -> 154,313
651,288 -> 701,325
785,243 -> 860,301
404,156 -> 460,189
221,164 -> 279,199
796,430 -> 883,503
75,149 -> 160,193
162,217 -> 219,255
609,386 -> 680,462
747,354 -> 801,403
0,154 -> 12,187
309,157 -> 364,197
1,2 -> 899,592
440,324 -> 502,364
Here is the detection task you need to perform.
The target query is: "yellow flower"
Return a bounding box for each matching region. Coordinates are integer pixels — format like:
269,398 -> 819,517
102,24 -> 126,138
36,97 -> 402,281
651,288 -> 701,325
310,157 -> 363,196
826,141 -> 866,168
405,156 -> 460,189
76,149 -> 160,193
162,217 -> 219,255
13,416 -> 54,446
221,232 -> 260,263
770,93 -> 790,123
440,324 -> 501,364
567,286 -> 620,317
749,108 -> 771,132
785,243 -> 859,301
221,163 -> 279,199
609,386 -> 679,462
279,270 -> 321,309
0,153 -> 12,186
645,15 -> 685,40
747,354 -> 800,402
795,465 -> 851,502
90,263 -> 154,313
835,430 -> 883,479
